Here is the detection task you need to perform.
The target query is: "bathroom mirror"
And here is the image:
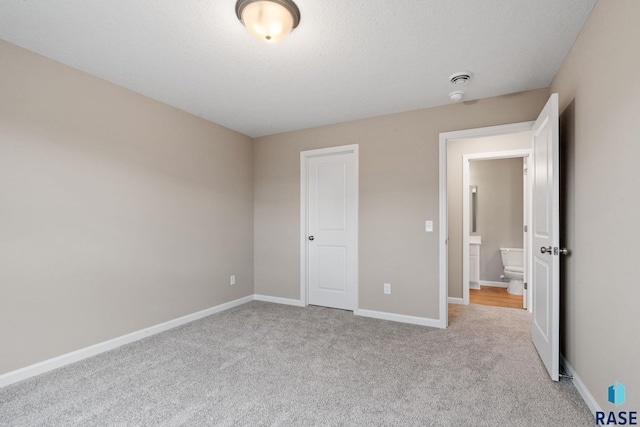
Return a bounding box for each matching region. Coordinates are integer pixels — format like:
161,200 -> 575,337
470,185 -> 478,233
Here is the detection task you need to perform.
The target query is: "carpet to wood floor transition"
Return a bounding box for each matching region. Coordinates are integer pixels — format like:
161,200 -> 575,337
0,301 -> 594,426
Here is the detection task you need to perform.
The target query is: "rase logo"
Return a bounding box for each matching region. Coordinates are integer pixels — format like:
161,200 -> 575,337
596,382 -> 637,425
610,383 -> 627,407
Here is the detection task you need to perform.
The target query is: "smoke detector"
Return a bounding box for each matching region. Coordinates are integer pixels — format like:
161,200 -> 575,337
449,91 -> 464,102
449,72 -> 472,86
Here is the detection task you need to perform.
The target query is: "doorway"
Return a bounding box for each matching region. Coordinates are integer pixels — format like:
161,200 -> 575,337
300,144 -> 359,311
440,126 -> 534,313
463,152 -> 532,311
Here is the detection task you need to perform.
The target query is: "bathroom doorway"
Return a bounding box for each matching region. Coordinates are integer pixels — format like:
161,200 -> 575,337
442,127 -> 533,313
465,155 -> 530,310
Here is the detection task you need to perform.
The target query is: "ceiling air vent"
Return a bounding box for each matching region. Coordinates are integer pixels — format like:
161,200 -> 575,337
449,72 -> 472,86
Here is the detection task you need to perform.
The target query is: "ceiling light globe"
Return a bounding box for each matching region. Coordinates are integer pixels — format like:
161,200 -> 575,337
237,0 -> 300,43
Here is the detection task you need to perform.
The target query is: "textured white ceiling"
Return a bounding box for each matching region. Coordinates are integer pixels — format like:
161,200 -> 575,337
0,0 -> 596,137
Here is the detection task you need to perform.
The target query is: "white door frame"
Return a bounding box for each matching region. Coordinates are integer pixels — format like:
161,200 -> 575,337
300,144 -> 359,308
462,150 -> 532,309
439,122 -> 534,326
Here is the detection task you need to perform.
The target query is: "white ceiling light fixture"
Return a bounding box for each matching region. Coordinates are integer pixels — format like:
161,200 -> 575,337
449,72 -> 472,86
449,91 -> 464,102
236,0 -> 301,43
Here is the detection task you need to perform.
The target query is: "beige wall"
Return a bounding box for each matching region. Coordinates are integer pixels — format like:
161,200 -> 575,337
470,158 -> 523,281
446,132 -> 532,298
551,0 -> 640,410
254,89 -> 549,319
0,41 -> 254,374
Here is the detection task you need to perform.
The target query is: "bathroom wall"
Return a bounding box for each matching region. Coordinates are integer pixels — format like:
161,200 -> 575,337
447,132 -> 532,298
469,158 -> 523,282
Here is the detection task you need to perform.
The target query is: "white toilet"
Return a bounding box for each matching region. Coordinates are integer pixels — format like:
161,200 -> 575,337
500,248 -> 524,295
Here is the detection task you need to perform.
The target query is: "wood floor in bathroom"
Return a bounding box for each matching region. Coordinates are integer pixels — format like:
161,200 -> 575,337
470,286 -> 524,309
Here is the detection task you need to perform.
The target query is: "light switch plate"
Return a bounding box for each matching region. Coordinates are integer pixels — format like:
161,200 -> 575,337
425,220 -> 433,232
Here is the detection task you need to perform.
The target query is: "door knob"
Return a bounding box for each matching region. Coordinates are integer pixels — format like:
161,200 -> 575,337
540,246 -> 552,254
308,236 -> 314,241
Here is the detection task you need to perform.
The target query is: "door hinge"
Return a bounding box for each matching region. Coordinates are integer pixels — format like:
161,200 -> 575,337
524,282 -> 527,290
524,225 -> 528,232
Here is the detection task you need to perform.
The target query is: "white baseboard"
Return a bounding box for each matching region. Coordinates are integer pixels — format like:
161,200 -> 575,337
561,354 -> 601,416
254,294 -> 305,307
0,295 -> 254,389
480,280 -> 508,288
469,282 -> 481,290
355,308 -> 444,329
448,297 -> 465,305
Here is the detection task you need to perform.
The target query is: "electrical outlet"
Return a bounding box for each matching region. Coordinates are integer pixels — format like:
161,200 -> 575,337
384,283 -> 391,294
230,275 -> 236,285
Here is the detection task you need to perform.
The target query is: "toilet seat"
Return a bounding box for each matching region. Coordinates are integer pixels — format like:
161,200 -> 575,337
505,266 -> 524,274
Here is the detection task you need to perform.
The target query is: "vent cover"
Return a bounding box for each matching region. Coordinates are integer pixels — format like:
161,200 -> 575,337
449,72 -> 472,86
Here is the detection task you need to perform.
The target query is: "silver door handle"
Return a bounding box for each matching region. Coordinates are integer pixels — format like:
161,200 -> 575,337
558,248 -> 569,255
540,246 -> 552,254
308,236 -> 314,241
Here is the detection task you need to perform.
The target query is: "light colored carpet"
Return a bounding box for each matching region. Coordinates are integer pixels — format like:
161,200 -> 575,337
1,301 -> 593,426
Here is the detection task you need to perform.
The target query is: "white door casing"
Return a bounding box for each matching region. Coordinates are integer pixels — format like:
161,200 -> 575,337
531,93 -> 560,381
300,145 -> 358,311
523,159 -> 529,310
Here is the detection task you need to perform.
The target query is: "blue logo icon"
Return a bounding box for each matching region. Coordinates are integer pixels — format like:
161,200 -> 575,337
597,382 -> 636,425
608,382 -> 626,407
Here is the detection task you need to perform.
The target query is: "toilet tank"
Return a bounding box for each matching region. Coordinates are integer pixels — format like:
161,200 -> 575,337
500,248 -> 523,268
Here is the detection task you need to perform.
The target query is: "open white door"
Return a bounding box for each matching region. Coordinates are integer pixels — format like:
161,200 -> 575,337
531,93 -> 560,381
